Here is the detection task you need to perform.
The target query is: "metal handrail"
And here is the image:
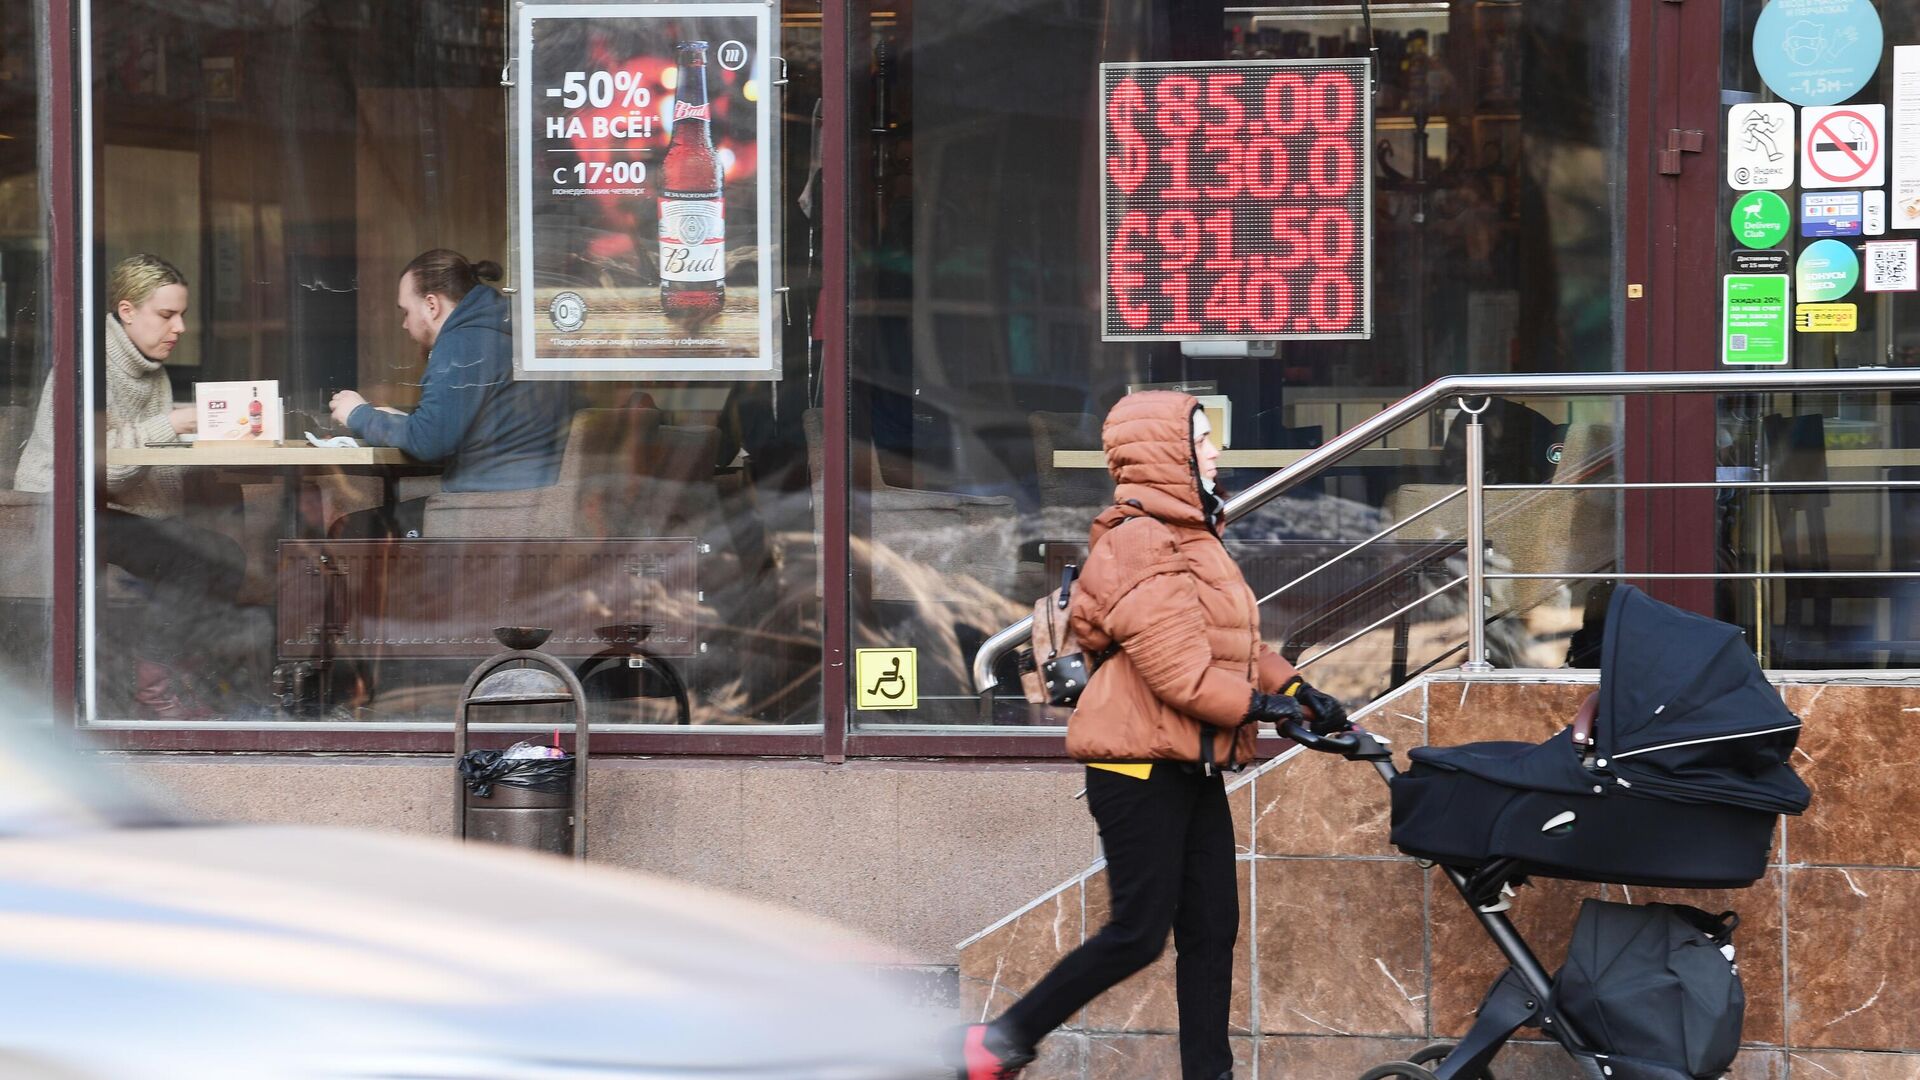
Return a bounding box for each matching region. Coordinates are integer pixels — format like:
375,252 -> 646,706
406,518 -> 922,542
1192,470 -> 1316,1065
972,367 -> 1920,696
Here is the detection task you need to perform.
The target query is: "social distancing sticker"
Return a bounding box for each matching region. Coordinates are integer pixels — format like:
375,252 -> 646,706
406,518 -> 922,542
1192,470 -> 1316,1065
855,648 -> 918,710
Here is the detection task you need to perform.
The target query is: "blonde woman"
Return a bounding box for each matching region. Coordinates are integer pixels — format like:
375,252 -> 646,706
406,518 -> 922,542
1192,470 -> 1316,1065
17,254 -> 245,718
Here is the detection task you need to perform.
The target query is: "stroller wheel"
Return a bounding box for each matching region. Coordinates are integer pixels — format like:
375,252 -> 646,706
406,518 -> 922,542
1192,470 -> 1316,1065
1408,1043 -> 1496,1079
1357,1065 -> 1439,1080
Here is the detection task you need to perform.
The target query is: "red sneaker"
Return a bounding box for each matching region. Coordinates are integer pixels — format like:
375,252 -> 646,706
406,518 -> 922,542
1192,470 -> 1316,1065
953,1023 -> 1035,1079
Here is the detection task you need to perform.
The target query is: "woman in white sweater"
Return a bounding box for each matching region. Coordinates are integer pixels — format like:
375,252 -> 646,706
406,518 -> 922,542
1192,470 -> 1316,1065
17,254 -> 245,719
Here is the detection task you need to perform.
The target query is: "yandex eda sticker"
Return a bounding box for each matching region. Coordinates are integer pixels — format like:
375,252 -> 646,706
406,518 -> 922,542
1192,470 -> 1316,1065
1728,103 -> 1795,190
1800,105 -> 1884,189
854,649 -> 918,711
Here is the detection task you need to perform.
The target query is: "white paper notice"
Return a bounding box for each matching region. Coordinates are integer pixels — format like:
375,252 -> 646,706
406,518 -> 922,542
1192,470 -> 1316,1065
1895,46 -> 1920,229
1864,240 -> 1918,293
1866,190 -> 1887,235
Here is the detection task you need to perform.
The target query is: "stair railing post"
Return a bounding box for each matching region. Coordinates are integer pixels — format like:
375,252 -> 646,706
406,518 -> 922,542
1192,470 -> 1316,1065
1461,397 -> 1495,673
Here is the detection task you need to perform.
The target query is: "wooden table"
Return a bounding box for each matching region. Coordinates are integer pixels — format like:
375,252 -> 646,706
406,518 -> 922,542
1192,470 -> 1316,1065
106,444 -> 412,467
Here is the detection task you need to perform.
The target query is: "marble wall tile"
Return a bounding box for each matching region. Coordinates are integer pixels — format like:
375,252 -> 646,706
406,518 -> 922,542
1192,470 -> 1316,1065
1255,859 -> 1427,1036
1781,683 -> 1920,869
1230,779 -> 1254,857
1255,1034 -> 1425,1076
958,884 -> 1082,1025
1787,867 -> 1920,1051
1426,679 -> 1595,748
1018,1032 -> 1086,1080
1725,1050 -> 1789,1080
1252,710 -> 1422,859
1084,1034 -> 1253,1079
1786,1050 -> 1920,1078
1081,864 -> 1253,1035
1429,873 -> 1607,1037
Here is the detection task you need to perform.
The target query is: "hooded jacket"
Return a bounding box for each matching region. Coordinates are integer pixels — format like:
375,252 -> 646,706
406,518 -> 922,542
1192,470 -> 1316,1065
1064,391 -> 1301,768
347,285 -> 571,493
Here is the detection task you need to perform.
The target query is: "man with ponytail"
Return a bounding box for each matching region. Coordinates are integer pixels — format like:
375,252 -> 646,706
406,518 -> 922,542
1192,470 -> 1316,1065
330,249 -> 569,533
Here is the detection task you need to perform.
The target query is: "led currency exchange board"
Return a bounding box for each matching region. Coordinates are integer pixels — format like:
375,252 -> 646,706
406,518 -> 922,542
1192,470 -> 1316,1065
1101,58 -> 1372,341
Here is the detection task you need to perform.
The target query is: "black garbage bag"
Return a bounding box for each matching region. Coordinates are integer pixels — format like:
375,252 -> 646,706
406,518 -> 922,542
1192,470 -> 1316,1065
459,750 -> 574,798
1553,900 -> 1744,1079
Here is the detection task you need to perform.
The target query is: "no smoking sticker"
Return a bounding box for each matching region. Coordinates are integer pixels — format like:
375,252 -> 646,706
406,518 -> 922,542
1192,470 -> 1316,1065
1800,105 -> 1885,189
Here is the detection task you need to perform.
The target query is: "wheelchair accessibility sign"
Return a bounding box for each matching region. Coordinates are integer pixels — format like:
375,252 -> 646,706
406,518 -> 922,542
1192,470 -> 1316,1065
855,648 -> 919,710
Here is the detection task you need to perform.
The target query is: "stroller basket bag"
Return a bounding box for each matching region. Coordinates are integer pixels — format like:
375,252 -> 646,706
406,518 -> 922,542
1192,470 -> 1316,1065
1390,585 -> 1808,889
1553,900 -> 1745,1080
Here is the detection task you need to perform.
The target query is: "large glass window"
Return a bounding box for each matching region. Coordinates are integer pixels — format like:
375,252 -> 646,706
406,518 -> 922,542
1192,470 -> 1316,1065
848,0 -> 1629,727
72,0 -> 825,726
1715,0 -> 1920,667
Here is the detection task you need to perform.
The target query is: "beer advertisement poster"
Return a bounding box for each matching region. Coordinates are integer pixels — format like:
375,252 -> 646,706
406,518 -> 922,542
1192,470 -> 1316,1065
514,3 -> 777,380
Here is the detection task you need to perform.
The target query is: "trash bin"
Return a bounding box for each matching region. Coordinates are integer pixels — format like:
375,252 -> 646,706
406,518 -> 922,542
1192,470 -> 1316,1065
458,745 -> 577,854
454,627 -> 590,859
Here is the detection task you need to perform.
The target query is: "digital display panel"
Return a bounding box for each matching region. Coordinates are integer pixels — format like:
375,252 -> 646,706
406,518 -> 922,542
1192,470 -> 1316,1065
1101,58 -> 1372,342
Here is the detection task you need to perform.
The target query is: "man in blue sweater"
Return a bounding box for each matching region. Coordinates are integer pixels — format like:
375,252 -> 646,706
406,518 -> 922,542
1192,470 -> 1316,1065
330,249 -> 570,535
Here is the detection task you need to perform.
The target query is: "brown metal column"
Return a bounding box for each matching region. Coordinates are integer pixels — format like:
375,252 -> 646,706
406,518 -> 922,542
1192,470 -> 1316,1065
42,0 -> 81,720
1624,0 -> 1722,614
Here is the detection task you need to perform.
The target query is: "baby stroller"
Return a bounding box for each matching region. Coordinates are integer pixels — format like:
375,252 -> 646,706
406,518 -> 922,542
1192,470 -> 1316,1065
1282,585 -> 1809,1080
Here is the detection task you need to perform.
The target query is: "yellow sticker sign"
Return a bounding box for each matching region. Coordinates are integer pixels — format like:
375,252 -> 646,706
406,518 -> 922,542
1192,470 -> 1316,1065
1794,303 -> 1858,332
855,648 -> 918,710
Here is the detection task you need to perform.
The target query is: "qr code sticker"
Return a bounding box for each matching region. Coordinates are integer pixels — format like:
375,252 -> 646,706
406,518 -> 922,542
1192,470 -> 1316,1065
1730,334 -> 1749,352
1866,241 -> 1918,293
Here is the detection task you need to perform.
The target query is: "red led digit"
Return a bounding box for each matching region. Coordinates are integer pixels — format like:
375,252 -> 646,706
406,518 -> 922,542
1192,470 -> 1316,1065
1108,79 -> 1150,193
1156,75 -> 1200,137
1204,272 -> 1244,334
1200,209 -> 1236,265
1161,141 -> 1201,201
1310,73 -> 1358,132
1311,208 -> 1355,262
1240,137 -> 1288,198
1199,140 -> 1243,200
1156,209 -> 1201,268
1261,72 -> 1306,135
1308,137 -> 1356,198
1160,273 -> 1201,333
1111,210 -> 1151,328
1203,73 -> 1245,137
1269,207 -> 1309,270
1310,272 -> 1357,330
1243,259 -> 1289,333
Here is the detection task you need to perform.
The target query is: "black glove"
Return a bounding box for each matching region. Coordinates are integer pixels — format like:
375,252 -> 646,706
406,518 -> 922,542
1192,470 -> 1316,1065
1294,681 -> 1350,734
1245,690 -> 1306,734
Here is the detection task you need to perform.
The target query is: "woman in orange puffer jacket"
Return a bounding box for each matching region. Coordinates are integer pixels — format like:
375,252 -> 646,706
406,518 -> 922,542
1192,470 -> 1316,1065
955,392 -> 1350,1080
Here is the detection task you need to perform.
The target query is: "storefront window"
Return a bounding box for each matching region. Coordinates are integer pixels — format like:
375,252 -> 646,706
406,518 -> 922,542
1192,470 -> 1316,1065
75,0 -> 825,725
848,0 -> 1628,726
0,0 -> 52,709
1716,0 -> 1920,667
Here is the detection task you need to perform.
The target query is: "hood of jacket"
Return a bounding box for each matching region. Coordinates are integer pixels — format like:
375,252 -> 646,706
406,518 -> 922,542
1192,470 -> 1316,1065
439,283 -> 510,343
1099,391 -> 1218,539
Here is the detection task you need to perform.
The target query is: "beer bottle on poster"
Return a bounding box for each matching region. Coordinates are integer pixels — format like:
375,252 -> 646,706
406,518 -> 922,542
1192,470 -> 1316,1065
659,40 -> 725,326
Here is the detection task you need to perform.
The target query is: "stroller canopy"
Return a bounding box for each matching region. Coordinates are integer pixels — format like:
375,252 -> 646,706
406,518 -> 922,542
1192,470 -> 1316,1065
1594,584 -> 1809,814
1411,585 -> 1809,816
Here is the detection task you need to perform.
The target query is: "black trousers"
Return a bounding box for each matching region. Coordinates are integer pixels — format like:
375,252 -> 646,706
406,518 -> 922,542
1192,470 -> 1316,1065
1000,763 -> 1239,1079
98,508 -> 246,662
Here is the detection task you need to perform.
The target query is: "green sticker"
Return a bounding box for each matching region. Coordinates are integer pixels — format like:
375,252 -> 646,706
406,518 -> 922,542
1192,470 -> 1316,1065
1724,274 -> 1789,365
1731,191 -> 1792,249
1795,238 -> 1859,302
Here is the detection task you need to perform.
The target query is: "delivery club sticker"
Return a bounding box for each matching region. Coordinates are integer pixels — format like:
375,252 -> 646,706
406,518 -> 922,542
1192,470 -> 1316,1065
1732,191 -> 1792,249
1796,238 -> 1860,302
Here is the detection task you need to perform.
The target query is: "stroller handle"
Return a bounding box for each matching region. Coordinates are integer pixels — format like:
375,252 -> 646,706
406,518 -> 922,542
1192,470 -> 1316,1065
1279,718 -> 1396,768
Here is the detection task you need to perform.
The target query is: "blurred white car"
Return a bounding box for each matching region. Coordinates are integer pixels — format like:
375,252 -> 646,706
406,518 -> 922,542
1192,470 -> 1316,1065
0,720 -> 945,1079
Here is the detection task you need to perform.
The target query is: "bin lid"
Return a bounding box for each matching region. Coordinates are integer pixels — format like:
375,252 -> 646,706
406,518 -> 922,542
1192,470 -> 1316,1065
466,666 -> 574,706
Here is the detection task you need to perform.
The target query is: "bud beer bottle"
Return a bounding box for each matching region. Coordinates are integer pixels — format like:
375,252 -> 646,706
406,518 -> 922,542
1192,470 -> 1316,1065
659,41 -> 725,325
